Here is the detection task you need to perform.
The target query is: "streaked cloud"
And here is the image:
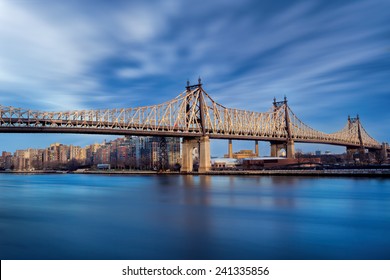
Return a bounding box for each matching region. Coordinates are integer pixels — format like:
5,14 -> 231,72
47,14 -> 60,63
0,0 -> 389,154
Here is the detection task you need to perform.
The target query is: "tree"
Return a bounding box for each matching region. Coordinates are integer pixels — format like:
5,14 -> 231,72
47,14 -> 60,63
67,159 -> 81,171
295,149 -> 304,165
374,151 -> 386,165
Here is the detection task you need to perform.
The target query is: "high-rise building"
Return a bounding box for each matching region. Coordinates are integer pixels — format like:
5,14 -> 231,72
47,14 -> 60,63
1,136 -> 182,171
14,150 -> 29,170
167,137 -> 181,167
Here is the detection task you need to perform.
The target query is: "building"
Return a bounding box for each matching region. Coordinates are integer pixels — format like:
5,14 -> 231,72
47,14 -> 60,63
242,157 -> 321,170
0,136 -> 182,171
225,149 -> 257,159
13,150 -> 27,170
143,137 -> 181,170
212,158 -> 239,170
0,151 -> 12,170
95,145 -> 111,164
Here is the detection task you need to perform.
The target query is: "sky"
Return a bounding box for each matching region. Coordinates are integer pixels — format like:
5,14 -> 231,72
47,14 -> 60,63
0,0 -> 389,157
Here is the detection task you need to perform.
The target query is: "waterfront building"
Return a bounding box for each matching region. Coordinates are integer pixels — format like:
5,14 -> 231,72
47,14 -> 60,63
69,145 -> 87,165
3,152 -> 13,170
59,145 -> 70,163
145,137 -> 181,169
0,152 -> 11,169
167,137 -> 181,167
212,158 -> 239,170
13,150 -> 29,170
95,145 -> 111,164
1,136 -> 181,171
242,157 -> 321,170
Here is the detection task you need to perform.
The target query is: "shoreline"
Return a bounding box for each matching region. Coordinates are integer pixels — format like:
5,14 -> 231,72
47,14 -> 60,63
1,169 -> 390,178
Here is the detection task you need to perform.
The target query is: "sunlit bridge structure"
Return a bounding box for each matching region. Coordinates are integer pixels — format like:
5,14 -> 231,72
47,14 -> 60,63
0,79 -> 388,172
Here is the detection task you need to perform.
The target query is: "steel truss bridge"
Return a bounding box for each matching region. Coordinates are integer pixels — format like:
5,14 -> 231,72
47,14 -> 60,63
0,79 -> 387,172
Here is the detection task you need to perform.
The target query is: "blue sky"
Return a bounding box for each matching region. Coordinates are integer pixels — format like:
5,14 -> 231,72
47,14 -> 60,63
0,0 -> 389,156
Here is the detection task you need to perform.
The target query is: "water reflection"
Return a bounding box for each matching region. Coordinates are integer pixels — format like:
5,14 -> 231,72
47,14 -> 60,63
270,175 -> 300,186
0,174 -> 390,259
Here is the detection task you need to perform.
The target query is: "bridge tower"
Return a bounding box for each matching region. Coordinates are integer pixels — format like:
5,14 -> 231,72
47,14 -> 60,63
346,115 -> 366,161
181,78 -> 211,173
270,97 -> 295,158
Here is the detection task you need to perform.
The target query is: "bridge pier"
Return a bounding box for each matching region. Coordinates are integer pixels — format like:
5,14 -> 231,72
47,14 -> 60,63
181,136 -> 211,172
270,140 -> 295,158
346,146 -> 366,163
287,139 -> 295,159
270,142 -> 283,157
381,142 -> 389,162
199,136 -> 211,172
346,147 -> 358,161
181,137 -> 198,172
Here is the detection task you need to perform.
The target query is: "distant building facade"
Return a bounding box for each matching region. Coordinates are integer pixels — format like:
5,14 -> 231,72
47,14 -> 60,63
224,149 -> 257,159
0,136 -> 181,171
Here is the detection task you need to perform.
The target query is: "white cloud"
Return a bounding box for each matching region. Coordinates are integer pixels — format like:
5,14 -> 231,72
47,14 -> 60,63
115,6 -> 165,43
204,0 -> 388,107
0,0 -> 388,127
0,1 -> 113,109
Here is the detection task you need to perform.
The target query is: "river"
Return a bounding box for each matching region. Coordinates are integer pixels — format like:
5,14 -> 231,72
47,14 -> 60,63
0,174 -> 389,259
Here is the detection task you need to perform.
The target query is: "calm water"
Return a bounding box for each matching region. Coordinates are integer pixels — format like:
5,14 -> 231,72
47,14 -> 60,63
0,174 -> 389,260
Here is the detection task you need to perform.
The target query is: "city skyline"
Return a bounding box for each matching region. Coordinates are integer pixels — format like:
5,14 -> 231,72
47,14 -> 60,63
0,0 -> 389,156
0,136 -> 181,171
0,138 -> 339,156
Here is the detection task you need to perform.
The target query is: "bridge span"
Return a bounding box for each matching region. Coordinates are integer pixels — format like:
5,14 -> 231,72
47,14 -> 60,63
0,79 -> 388,172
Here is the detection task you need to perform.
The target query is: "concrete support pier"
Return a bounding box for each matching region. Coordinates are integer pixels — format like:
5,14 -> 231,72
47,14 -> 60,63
346,147 -> 358,161
181,137 -> 199,172
270,141 -> 282,157
287,139 -> 295,159
181,136 -> 211,172
382,142 -> 389,161
199,136 -> 211,172
270,140 -> 295,158
346,146 -> 366,162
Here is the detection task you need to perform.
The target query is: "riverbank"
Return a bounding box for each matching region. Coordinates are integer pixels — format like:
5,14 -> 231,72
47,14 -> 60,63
0,170 -> 158,175
201,169 -> 390,177
1,169 -> 390,177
